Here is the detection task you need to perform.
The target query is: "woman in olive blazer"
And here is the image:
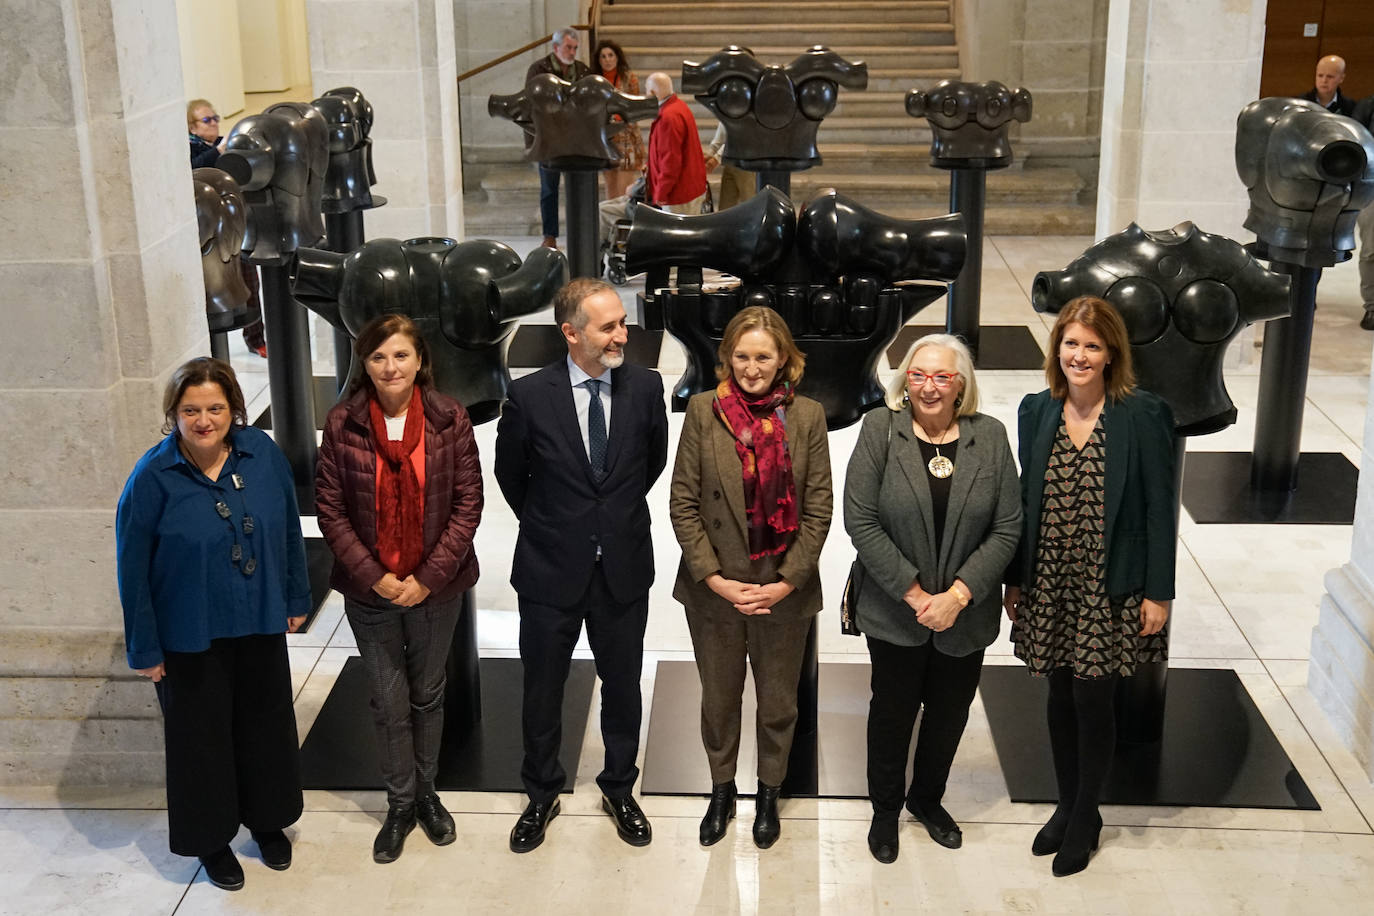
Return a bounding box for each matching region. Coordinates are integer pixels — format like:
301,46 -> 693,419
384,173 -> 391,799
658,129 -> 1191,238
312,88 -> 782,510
670,306 -> 832,851
844,334 -> 1020,863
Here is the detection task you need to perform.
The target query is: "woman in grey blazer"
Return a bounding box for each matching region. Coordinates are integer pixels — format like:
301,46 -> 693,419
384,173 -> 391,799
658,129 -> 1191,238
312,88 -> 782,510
670,306 -> 833,851
844,334 -> 1020,864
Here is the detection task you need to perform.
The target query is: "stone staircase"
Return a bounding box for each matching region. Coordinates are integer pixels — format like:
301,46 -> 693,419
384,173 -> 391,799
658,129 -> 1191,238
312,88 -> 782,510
462,0 -> 1094,237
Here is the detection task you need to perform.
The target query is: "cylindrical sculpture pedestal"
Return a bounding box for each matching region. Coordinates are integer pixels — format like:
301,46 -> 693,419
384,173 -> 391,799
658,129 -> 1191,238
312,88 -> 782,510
755,170 -> 792,197
947,169 -> 987,356
444,588 -> 483,735
1251,263 -> 1322,492
324,210 -> 367,391
209,330 -> 230,363
565,171 -> 601,280
259,263 -> 319,504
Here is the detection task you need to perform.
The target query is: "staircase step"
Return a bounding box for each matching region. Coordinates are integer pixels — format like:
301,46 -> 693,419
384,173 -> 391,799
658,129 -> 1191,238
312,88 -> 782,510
601,1 -> 950,26
601,23 -> 954,48
626,45 -> 960,73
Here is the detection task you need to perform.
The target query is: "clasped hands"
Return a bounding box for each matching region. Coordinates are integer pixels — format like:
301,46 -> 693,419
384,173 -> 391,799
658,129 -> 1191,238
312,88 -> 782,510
905,580 -> 969,632
373,572 -> 432,607
706,573 -> 794,616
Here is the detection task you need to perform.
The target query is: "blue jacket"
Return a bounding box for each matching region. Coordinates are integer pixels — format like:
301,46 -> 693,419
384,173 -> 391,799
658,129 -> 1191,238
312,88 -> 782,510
116,426 -> 311,669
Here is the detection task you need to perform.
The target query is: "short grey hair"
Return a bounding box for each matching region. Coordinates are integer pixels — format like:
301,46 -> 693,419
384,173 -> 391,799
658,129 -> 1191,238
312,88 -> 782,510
884,333 -> 979,415
552,27 -> 579,46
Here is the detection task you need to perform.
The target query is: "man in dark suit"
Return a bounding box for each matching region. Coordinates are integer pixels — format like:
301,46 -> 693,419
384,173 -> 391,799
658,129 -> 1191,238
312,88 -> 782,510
495,277 -> 668,852
1299,55 -> 1355,115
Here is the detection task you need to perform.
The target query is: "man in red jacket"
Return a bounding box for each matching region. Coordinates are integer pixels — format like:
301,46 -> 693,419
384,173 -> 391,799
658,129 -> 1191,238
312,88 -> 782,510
644,72 -> 708,214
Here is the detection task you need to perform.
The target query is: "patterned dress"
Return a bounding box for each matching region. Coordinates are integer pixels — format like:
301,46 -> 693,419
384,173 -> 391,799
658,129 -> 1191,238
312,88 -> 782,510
1013,416 -> 1168,677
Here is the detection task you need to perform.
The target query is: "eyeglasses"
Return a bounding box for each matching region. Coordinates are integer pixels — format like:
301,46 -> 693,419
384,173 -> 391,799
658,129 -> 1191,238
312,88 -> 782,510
197,115 -> 221,124
906,371 -> 960,389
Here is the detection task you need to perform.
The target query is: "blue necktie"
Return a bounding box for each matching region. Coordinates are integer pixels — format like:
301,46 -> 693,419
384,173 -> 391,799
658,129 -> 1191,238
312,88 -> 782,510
584,378 -> 607,479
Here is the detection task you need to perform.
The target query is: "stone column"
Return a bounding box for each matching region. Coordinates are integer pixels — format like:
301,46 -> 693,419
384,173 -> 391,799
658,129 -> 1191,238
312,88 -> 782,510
307,0 -> 464,240
0,1 -> 207,784
1096,0 -> 1267,241
1312,377 -> 1374,782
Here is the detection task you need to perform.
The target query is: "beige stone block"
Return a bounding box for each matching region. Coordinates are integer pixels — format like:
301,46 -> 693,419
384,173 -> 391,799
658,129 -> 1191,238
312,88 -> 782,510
0,511 -> 121,628
1018,90 -> 1091,139
0,627 -> 128,678
1086,87 -> 1104,135
124,102 -> 200,255
108,0 -> 186,118
1100,125 -> 1141,203
370,137 -> 429,210
0,263 -> 121,389
1095,187 -> 1138,237
0,390 -> 128,510
1142,60 -> 1260,134
1023,0 -> 1097,42
108,226 -> 207,380
0,1 -> 76,127
0,718 -> 165,786
315,69 -> 424,142
1145,0 -> 1267,63
1020,40 -> 1093,91
0,128 -> 93,262
313,0 -> 419,73
113,374 -> 176,472
1138,129 -> 1239,207
86,124 -> 140,256
365,204 -> 431,241
0,676 -> 159,719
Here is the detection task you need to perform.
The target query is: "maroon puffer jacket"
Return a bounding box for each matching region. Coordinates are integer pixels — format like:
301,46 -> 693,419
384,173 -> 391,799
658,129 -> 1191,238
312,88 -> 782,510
316,386 -> 483,604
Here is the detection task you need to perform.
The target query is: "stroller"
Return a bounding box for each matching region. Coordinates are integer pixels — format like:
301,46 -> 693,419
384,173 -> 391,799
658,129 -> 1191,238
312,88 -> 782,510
602,177 -> 714,286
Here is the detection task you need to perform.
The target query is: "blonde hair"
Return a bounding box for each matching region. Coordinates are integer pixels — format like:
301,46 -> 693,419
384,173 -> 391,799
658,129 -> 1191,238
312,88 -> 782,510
883,333 -> 978,415
715,306 -> 806,395
187,99 -> 214,128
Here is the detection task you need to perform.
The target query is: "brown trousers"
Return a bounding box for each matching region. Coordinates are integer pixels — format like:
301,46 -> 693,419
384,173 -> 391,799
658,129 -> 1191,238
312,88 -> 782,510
685,604 -> 812,787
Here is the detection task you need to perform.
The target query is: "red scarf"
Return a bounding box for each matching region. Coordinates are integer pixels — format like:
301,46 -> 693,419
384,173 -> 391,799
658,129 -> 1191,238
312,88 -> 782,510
712,377 -> 798,559
368,386 -> 425,578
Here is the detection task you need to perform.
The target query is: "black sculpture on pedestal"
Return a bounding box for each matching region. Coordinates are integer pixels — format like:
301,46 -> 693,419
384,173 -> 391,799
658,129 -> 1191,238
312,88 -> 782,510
907,80 -> 1032,357
1235,97 -> 1374,494
626,187 -> 965,429
290,238 -> 568,425
489,74 -> 657,279
218,104 -> 329,500
192,167 -> 254,362
682,45 -> 868,195
312,86 -> 388,391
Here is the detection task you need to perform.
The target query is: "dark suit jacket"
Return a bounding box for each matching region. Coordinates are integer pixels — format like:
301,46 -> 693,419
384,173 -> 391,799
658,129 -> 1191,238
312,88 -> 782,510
843,408 -> 1021,656
1008,389 -> 1177,601
495,359 -> 668,607
669,392 -> 832,620
1300,87 -> 1356,116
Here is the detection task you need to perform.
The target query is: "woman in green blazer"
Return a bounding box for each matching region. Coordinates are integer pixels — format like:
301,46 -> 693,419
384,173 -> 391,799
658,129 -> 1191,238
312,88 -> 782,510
1004,296 -> 1176,878
669,306 -> 833,851
844,334 -> 1021,863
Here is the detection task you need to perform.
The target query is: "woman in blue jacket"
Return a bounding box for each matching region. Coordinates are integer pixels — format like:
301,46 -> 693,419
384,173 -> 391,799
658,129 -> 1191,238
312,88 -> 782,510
117,358 -> 309,892
1004,297 -> 1176,877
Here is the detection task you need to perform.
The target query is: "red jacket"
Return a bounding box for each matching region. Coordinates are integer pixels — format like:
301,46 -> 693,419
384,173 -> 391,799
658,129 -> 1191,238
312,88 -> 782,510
646,94 -> 707,206
316,386 -> 483,604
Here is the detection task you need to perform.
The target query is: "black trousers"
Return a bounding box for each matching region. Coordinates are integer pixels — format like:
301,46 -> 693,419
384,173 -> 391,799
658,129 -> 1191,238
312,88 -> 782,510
865,636 -> 984,815
518,563 -> 648,803
156,633 -> 303,857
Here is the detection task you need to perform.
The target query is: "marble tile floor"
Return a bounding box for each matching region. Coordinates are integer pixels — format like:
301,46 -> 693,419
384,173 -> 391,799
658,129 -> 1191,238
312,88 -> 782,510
8,236 -> 1374,914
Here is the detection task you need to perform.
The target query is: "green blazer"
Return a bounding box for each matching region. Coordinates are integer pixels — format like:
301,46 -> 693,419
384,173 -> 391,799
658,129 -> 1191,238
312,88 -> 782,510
1009,389 -> 1177,601
669,391 -> 833,620
843,407 -> 1022,655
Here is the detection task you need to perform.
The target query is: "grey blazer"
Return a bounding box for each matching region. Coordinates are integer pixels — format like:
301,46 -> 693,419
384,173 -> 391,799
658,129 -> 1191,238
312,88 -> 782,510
843,407 -> 1021,655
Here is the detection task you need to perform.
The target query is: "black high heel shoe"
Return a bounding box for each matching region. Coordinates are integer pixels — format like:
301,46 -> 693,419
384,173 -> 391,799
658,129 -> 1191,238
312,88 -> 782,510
1032,806 -> 1071,856
1051,811 -> 1102,877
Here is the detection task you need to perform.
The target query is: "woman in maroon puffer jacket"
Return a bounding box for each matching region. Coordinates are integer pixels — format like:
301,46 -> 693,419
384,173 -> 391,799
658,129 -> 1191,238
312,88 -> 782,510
315,313 -> 483,865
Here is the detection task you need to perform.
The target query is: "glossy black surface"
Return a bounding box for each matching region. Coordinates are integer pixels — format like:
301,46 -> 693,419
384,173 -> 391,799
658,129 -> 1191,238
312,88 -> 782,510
488,73 -> 657,171
905,80 -> 1033,170
312,87 -> 387,214
192,167 -> 253,331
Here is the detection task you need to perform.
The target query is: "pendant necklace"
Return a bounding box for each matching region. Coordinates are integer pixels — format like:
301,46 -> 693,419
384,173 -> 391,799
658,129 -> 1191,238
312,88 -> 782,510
926,417 -> 956,479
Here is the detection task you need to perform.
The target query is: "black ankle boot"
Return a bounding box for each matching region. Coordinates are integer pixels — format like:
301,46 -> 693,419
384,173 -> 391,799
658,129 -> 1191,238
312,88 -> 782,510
700,781 -> 737,846
867,812 -> 899,864
752,782 -> 781,849
1032,806 -> 1071,856
1051,810 -> 1102,877
373,804 -> 417,864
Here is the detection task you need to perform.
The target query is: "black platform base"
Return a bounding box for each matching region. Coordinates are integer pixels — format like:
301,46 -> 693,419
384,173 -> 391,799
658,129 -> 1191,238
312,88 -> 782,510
641,660 -> 870,798
980,665 -> 1318,809
887,325 -> 1044,370
507,325 -> 663,369
254,376 -> 342,431
301,537 -> 333,630
1181,451 -> 1358,524
300,656 -> 596,794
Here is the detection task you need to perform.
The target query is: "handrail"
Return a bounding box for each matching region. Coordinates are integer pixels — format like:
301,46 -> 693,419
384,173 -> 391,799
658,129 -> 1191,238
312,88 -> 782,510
455,24 -> 591,86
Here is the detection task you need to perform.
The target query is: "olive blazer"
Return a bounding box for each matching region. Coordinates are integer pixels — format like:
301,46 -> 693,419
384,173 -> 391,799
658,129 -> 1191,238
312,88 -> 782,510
843,407 -> 1021,656
669,391 -> 833,619
1008,389 -> 1177,601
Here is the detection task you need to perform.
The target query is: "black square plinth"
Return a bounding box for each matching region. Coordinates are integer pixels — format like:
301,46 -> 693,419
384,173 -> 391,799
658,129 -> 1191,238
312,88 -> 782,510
887,325 -> 1044,370
300,656 -> 595,793
300,537 -> 333,629
1181,451 -> 1358,525
980,665 -> 1318,809
253,376 -> 342,431
507,326 -> 663,369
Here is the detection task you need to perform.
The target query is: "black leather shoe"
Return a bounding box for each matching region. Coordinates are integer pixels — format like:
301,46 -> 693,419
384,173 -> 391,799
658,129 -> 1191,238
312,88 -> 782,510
1362,311 -> 1374,331
373,804 -> 416,864
752,782 -> 781,849
1032,807 -> 1071,856
509,798 -> 560,853
199,846 -> 244,891
251,829 -> 291,870
699,782 -> 737,846
602,794 -> 652,847
867,813 -> 899,864
416,792 -> 457,846
906,799 -> 962,849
